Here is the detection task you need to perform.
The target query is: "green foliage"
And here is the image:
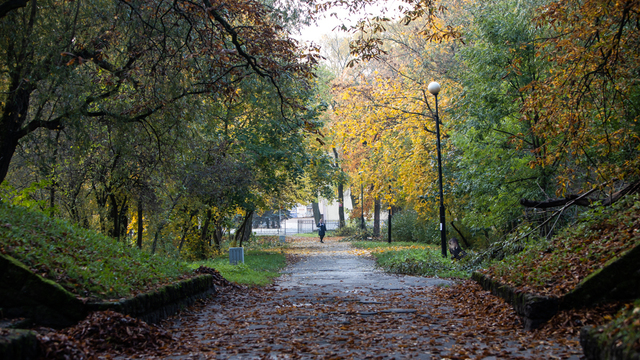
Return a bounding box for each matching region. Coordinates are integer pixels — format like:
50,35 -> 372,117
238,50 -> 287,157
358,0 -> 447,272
351,241 -> 419,249
0,0 -> 333,259
332,224 -> 359,237
351,241 -> 470,278
383,210 -> 439,244
592,300 -> 640,357
0,179 -> 53,214
189,250 -> 287,286
373,249 -> 469,279
448,0 -> 553,238
0,202 -> 191,300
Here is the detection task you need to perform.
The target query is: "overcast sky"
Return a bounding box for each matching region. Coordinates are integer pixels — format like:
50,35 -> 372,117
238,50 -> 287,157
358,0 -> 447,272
294,10 -> 352,44
293,1 -> 402,44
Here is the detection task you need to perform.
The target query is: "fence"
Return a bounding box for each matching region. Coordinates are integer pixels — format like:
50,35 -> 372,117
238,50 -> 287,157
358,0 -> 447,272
251,219 -> 340,235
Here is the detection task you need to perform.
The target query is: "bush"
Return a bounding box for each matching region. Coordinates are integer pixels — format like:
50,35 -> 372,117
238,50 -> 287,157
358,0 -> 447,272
351,241 -> 470,278
375,248 -> 470,278
333,224 -> 358,237
382,210 -> 440,244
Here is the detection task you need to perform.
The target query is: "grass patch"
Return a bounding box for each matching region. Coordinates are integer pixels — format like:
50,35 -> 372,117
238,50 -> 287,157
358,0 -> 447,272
289,232 -> 321,238
351,240 -> 470,278
189,250 -> 287,286
0,202 -> 191,300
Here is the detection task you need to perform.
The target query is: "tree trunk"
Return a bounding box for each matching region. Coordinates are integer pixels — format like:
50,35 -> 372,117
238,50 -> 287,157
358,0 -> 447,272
212,223 -> 223,251
350,188 -> 356,224
151,220 -> 169,254
337,183 -> 345,228
118,197 -> 128,239
137,197 -> 143,249
520,180 -> 640,208
48,130 -> 61,216
152,230 -> 159,254
235,210 -> 254,247
0,72 -> 35,185
108,193 -> 119,239
178,211 -> 197,255
449,221 -> 471,248
240,211 -> 253,247
373,197 -> 380,237
312,202 -> 320,225
108,194 -> 128,241
198,208 -> 212,259
332,148 -> 345,228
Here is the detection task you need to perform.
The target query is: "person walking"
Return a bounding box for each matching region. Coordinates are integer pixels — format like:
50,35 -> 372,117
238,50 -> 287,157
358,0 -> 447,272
318,219 -> 327,243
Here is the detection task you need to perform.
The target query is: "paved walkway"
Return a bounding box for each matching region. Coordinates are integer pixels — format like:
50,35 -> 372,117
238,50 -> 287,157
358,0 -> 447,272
161,237 -> 582,359
275,238 -> 451,293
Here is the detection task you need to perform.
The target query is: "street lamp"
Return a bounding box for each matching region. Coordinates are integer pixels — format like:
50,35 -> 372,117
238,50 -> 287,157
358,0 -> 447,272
428,81 -> 447,258
360,178 -> 365,231
388,184 -> 392,244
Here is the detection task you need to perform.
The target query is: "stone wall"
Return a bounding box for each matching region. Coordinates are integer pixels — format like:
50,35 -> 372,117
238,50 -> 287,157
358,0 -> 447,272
580,326 -> 640,360
1,253 -> 217,359
0,329 -> 39,360
471,272 -> 559,330
86,274 -> 216,324
0,253 -> 86,328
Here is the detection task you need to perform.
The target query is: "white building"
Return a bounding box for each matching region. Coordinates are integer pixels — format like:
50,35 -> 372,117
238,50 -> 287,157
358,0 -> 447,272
318,188 -> 352,222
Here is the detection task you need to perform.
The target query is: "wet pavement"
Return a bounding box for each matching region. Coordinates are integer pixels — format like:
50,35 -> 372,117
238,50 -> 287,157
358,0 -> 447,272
275,239 -> 451,294
160,237 -> 583,359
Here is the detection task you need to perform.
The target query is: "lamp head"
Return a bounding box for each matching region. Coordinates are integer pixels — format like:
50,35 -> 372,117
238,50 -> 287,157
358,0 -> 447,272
428,82 -> 441,95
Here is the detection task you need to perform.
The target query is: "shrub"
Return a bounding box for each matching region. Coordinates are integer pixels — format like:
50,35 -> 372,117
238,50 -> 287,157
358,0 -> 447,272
382,210 -> 440,244
351,241 -> 470,278
333,224 -> 358,237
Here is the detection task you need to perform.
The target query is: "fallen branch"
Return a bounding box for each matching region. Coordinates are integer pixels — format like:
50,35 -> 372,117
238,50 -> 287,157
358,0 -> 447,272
520,180 -> 640,208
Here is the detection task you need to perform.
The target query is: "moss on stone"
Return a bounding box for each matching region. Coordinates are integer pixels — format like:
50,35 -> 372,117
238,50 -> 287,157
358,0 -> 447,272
564,244 -> 640,308
0,329 -> 39,360
0,253 -> 86,327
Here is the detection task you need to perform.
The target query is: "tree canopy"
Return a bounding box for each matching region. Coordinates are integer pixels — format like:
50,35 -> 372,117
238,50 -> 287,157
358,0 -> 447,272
325,0 -> 640,243
0,0 -> 337,255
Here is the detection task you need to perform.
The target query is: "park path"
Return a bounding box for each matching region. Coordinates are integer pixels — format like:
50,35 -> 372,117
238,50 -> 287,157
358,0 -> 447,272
158,237 -> 583,359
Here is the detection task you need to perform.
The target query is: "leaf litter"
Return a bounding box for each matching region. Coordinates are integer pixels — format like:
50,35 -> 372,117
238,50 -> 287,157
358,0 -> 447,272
35,237 -> 627,359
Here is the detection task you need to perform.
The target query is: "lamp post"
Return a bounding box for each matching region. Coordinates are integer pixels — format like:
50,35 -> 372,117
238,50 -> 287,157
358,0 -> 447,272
428,81 -> 447,258
360,179 -> 365,230
388,184 -> 392,244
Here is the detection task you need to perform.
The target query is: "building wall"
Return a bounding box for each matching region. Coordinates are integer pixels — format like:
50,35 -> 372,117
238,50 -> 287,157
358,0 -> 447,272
318,188 -> 353,222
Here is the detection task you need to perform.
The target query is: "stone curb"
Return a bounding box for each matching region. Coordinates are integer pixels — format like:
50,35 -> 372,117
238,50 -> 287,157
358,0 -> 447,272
86,274 -> 216,324
1,272 -> 216,360
471,271 -> 559,330
0,329 -> 38,360
0,253 -> 85,327
472,243 -> 640,331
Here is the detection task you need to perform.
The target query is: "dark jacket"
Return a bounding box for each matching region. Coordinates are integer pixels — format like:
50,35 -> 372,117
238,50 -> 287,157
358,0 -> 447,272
318,222 -> 326,236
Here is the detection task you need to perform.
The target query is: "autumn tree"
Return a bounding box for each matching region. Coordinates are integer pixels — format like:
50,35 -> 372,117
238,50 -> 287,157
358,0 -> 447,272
0,0 -> 319,186
522,0 -> 640,197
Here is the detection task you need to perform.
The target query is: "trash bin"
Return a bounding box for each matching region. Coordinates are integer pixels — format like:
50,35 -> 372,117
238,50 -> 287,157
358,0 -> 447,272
229,247 -> 244,265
